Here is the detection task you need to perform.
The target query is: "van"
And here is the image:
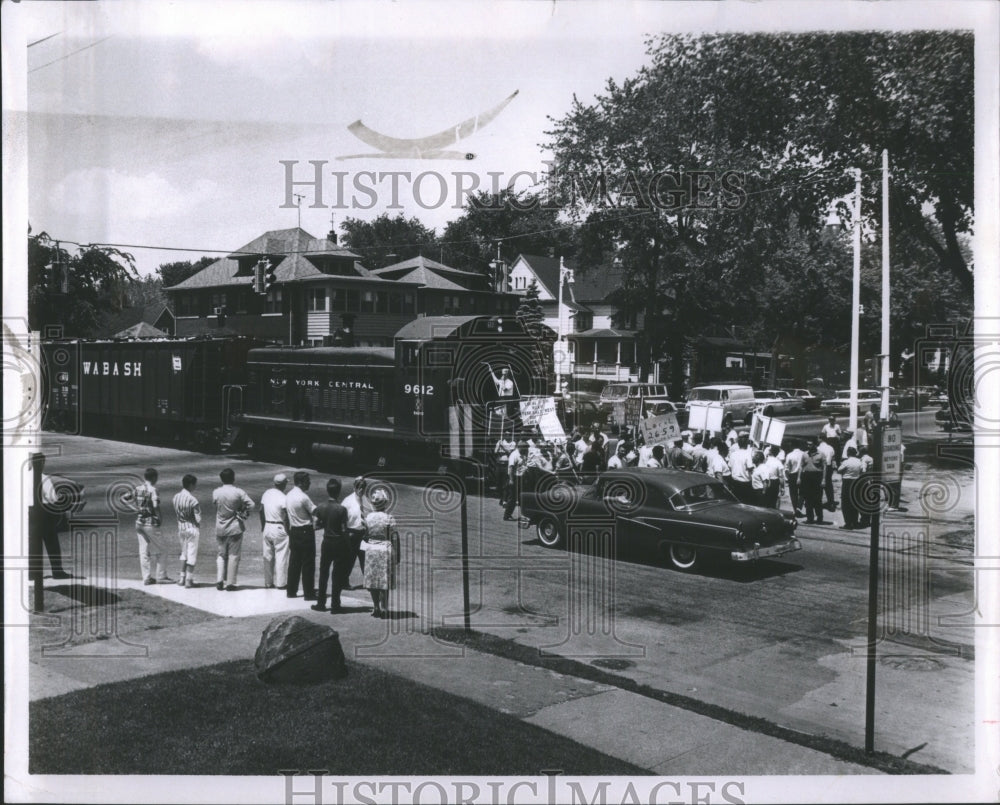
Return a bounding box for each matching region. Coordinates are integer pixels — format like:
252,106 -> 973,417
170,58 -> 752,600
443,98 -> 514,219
685,384 -> 756,429
599,382 -> 672,407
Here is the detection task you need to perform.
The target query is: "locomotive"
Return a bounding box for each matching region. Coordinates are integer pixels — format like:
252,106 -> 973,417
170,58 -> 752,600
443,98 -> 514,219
41,315 -> 548,472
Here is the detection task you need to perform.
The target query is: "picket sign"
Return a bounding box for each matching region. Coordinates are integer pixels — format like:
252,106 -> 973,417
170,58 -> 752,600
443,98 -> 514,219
519,395 -> 566,443
750,410 -> 786,447
686,403 -> 724,432
639,411 -> 681,448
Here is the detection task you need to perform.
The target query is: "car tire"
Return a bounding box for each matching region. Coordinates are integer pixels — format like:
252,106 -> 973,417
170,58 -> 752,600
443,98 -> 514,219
668,543 -> 699,571
536,517 -> 565,549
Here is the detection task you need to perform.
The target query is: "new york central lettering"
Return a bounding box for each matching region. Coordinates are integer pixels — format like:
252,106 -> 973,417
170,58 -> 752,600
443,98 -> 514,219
292,378 -> 375,390
81,361 -> 142,377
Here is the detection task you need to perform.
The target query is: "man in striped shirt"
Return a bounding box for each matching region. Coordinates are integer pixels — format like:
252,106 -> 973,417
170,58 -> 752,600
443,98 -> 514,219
172,474 -> 201,588
135,468 -> 169,585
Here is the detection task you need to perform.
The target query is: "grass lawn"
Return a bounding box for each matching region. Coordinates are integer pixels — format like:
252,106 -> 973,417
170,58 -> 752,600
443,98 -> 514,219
30,658 -> 646,776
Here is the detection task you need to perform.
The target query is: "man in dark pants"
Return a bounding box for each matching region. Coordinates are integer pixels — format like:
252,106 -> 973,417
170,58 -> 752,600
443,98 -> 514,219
837,446 -> 864,529
312,478 -> 351,613
284,471 -> 317,600
32,453 -> 77,579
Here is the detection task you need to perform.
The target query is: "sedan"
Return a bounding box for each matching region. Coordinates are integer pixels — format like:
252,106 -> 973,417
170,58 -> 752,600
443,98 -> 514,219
520,468 -> 801,571
781,388 -> 821,412
820,389 -> 895,415
753,390 -> 801,417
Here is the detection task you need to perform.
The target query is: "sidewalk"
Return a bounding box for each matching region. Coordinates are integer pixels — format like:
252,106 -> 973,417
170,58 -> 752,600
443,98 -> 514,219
28,576 -> 878,776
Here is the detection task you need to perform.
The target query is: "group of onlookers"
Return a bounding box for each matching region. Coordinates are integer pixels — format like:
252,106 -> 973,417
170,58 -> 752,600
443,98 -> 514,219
131,469 -> 400,618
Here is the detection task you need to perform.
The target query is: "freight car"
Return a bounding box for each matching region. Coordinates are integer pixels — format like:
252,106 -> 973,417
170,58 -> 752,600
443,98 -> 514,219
41,336 -> 264,448
238,315 -> 547,469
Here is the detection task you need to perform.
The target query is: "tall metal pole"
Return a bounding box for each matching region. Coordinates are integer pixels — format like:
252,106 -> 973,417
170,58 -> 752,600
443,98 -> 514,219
460,481 -> 471,632
849,169 -> 862,433
556,256 -> 565,395
880,150 -> 891,420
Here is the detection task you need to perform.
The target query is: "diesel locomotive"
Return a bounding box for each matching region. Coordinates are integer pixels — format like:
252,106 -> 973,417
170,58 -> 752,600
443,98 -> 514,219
41,315 -> 548,471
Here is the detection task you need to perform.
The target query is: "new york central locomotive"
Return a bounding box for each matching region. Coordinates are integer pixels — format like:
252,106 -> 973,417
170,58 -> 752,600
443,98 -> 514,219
42,315 -> 547,471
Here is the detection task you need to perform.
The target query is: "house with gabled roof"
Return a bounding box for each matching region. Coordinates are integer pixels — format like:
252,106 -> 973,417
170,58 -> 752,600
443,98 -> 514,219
371,255 -> 517,317
98,302 -> 175,338
509,253 -> 642,383
164,228 -> 520,346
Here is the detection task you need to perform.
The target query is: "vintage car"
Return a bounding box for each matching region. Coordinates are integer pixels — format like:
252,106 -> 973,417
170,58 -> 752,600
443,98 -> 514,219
935,404 -> 972,432
642,399 -> 690,428
519,468 -> 801,571
820,389 -> 896,415
780,387 -> 821,412
753,389 -> 802,417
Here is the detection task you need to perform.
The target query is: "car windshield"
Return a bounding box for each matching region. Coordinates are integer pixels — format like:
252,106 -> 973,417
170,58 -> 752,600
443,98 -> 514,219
688,389 -> 721,402
604,386 -> 627,399
668,482 -> 736,509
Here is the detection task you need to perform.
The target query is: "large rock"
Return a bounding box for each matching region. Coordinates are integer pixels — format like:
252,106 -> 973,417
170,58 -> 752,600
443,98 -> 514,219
254,615 -> 347,684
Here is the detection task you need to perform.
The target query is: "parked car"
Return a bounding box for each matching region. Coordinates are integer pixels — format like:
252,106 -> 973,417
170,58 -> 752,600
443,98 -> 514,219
893,386 -> 930,412
685,384 -> 756,429
820,389 -> 896,415
599,382 -> 674,428
935,404 -> 972,432
519,468 -> 801,571
556,394 -> 602,434
753,389 -> 802,417
642,399 -> 690,428
928,388 -> 949,407
780,388 -> 821,412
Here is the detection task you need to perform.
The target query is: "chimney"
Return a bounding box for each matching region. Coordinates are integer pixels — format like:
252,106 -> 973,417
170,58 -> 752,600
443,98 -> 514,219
327,213 -> 338,245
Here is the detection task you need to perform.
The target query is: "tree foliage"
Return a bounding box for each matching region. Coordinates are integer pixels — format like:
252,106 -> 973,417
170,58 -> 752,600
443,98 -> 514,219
28,233 -> 139,337
439,190 -> 577,275
158,256 -> 215,289
546,31 -> 973,394
339,213 -> 438,270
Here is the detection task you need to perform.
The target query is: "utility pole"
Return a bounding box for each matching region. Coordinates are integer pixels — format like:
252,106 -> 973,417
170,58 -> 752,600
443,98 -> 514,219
880,150 -> 891,420
849,168 -> 862,433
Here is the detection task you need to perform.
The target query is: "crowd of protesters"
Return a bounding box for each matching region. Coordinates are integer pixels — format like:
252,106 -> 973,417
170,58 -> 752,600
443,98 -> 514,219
495,402 -> 905,531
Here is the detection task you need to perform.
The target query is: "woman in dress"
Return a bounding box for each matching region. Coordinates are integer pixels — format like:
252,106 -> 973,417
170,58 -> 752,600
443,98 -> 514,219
359,488 -> 398,618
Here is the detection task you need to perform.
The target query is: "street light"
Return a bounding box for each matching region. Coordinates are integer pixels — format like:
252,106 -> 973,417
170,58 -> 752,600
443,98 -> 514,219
555,256 -> 575,395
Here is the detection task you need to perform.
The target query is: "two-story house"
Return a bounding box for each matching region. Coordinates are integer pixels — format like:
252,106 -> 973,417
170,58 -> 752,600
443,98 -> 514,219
508,253 -> 640,382
165,228 -> 518,346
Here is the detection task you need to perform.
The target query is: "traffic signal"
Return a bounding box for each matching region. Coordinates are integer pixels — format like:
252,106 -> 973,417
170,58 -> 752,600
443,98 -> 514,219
253,260 -> 266,295
263,261 -> 277,293
43,260 -> 68,293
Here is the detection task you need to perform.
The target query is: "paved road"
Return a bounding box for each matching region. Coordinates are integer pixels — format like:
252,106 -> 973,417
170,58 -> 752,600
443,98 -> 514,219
28,430 -> 976,772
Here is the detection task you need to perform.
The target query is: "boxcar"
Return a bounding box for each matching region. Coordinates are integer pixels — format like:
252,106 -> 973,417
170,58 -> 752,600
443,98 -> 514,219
42,337 -> 263,447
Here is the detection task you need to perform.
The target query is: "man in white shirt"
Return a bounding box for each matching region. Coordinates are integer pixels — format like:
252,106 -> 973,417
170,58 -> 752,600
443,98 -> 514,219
727,432 -> 756,503
784,441 -> 805,516
258,473 -> 290,590
136,467 -> 170,585
173,474 -> 201,588
816,434 -> 837,511
342,476 -> 372,580
504,441 -> 530,521
284,471 -> 317,600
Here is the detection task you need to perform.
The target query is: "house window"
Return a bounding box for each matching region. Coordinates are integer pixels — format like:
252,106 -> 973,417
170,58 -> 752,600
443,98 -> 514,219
443,295 -> 461,315
211,292 -> 227,312
265,287 -> 282,314
375,291 -> 388,313
307,289 -> 328,312
234,289 -> 249,314
344,289 -> 360,311
361,290 -> 376,313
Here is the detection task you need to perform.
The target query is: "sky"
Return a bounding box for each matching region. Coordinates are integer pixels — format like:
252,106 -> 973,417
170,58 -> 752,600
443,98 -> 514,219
9,0 -> 992,277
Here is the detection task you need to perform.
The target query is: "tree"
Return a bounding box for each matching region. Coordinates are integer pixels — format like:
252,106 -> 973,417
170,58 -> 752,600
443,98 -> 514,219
439,190 -> 578,277
157,256 -> 215,289
516,279 -> 547,337
339,213 -> 438,270
29,232 -> 139,336
546,31 -> 973,395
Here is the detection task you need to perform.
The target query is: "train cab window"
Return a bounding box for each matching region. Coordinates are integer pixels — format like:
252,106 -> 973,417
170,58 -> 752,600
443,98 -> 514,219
399,342 -> 420,367
426,347 -> 454,366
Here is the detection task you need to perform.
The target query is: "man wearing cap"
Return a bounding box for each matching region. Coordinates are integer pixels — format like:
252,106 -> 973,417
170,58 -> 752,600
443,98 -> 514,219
258,473 -> 290,590
727,432 -> 756,503
817,433 -> 837,511
342,476 -> 372,582
285,471 -> 317,600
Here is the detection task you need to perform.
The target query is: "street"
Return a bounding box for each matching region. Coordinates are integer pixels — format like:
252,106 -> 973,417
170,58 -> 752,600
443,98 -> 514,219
25,423 -> 976,773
